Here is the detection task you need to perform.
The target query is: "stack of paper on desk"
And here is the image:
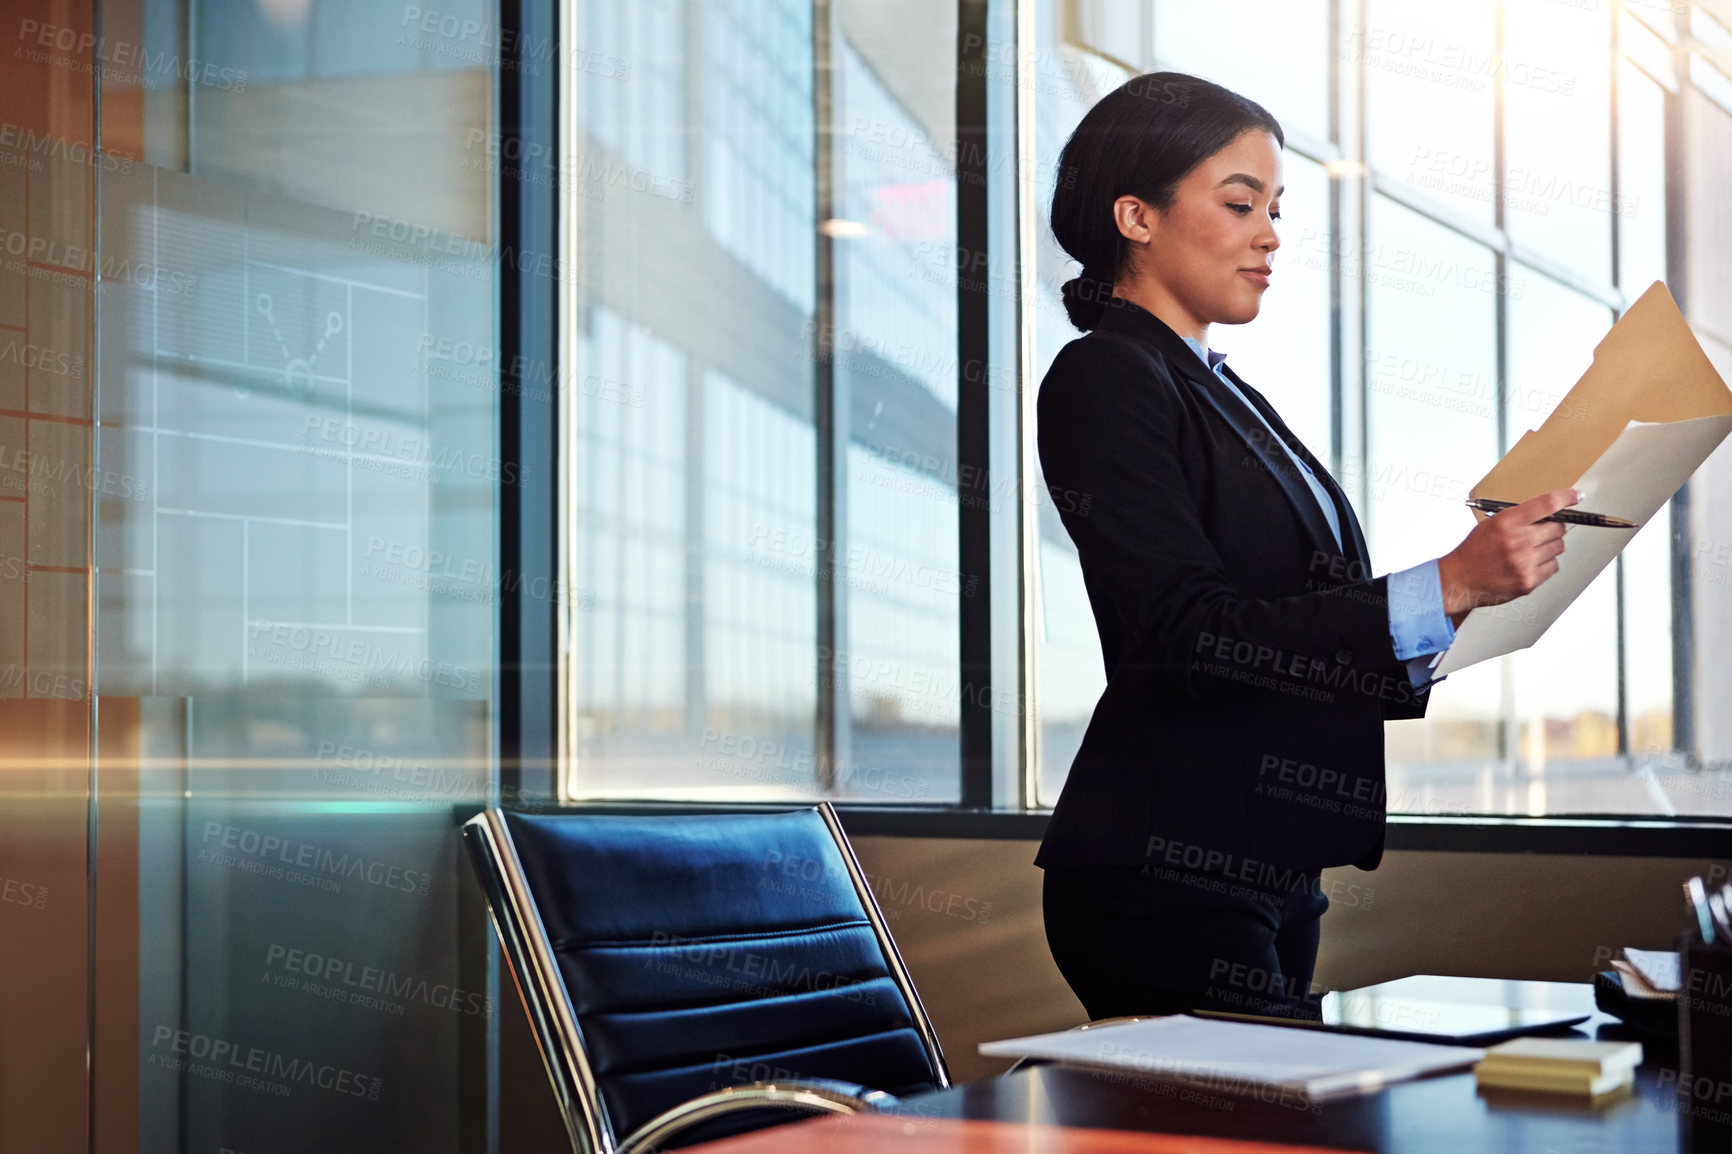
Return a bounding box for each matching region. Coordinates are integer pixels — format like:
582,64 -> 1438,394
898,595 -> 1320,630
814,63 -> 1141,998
1474,1038 -> 1642,1097
978,1016 -> 1483,1101
1435,281 -> 1732,676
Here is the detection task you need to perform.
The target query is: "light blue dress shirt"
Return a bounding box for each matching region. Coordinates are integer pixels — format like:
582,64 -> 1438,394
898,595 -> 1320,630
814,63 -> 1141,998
1181,338 -> 1453,690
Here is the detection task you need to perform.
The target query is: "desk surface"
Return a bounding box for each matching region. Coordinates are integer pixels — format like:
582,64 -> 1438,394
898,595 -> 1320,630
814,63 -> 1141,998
689,1062 -> 1684,1154
691,981 -> 1706,1154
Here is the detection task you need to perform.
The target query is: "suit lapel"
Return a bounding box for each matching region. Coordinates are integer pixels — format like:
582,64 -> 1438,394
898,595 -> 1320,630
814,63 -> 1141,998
1224,367 -> 1372,571
1091,298 -> 1368,571
1167,348 -> 1346,563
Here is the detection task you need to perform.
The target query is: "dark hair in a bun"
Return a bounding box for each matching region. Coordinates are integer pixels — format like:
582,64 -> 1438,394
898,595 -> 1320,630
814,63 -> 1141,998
1051,72 -> 1284,331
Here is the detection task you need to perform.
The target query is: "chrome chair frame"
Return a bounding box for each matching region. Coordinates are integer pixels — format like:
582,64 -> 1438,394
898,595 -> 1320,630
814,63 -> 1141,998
462,803 -> 950,1154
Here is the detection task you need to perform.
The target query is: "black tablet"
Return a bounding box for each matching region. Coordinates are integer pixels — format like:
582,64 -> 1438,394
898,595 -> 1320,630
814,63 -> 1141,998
1317,990 -> 1589,1045
1195,974 -> 1593,1046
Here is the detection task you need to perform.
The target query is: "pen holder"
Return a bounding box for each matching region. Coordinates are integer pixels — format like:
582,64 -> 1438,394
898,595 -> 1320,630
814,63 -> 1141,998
1678,931 -> 1732,1154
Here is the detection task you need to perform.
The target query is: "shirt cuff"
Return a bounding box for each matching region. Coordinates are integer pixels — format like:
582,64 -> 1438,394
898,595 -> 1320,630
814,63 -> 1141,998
1402,653 -> 1445,691
1388,559 -> 1455,680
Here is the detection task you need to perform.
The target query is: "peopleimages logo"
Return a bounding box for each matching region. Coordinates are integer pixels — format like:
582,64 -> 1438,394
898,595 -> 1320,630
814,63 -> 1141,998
246,618 -> 483,693
16,20 -> 248,90
0,122 -> 132,173
302,414 -> 528,485
264,943 -> 490,1017
198,821 -> 433,897
148,1026 -> 381,1100
0,874 -> 47,911
0,223 -> 199,296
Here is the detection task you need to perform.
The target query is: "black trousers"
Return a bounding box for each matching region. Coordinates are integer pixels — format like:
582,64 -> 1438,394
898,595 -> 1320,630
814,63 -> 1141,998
1042,864 -> 1330,1022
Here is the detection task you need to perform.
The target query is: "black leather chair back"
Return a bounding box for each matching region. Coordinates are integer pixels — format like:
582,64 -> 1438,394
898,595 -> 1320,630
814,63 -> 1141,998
498,807 -> 944,1140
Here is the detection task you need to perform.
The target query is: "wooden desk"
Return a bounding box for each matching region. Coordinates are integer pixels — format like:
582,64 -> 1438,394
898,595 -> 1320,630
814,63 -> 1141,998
685,1061 -> 1686,1154
690,981 -> 1714,1153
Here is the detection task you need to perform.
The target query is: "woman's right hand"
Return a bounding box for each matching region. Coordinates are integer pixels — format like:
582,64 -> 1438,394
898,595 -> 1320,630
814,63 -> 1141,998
1435,488 -> 1580,627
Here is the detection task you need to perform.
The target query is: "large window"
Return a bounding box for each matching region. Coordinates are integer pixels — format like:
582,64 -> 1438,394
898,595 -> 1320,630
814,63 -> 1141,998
561,0 -> 1732,820
565,0 -> 966,803
1025,0 -> 1719,818
1354,0 -> 1683,816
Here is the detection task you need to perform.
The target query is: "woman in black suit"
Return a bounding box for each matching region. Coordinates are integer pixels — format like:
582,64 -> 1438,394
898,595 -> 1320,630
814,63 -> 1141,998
1036,73 -> 1577,1021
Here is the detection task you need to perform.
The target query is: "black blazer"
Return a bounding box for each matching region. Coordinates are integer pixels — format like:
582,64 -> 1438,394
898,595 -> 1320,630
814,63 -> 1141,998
1035,298 -> 1429,878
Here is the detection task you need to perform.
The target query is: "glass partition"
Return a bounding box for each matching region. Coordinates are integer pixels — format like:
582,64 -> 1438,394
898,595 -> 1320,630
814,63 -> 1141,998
84,0 -> 503,1149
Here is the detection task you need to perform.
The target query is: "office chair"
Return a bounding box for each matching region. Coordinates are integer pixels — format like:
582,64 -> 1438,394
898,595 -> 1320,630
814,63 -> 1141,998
462,803 -> 950,1154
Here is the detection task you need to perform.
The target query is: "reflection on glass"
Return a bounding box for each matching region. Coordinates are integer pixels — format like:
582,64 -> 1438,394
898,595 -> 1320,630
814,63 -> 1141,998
570,307 -> 703,791
571,0 -> 816,800
95,0 -> 500,1149
564,0 -> 814,797
842,446 -> 960,801
1616,58 -> 1673,773
587,0 -> 688,190
1509,564 -> 1619,791
833,27 -> 961,801
1152,0 -> 1331,143
1363,198 -> 1499,573
1618,58 -> 1668,295
1364,0 -> 1497,225
1505,273 -> 1607,447
1033,0 -> 1128,805
1365,196 -> 1502,783
1623,514 -> 1675,764
1505,274 -> 1616,796
704,0 -> 814,311
566,0 -> 962,803
1035,531 -> 1104,805
1503,0 -> 1612,283
704,367 -> 818,775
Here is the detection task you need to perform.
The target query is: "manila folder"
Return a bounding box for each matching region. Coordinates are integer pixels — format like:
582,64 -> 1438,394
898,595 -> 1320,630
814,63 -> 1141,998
1434,281 -> 1732,676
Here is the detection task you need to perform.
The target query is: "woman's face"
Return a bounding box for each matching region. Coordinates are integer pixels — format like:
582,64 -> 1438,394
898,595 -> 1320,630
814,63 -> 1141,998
1115,129 -> 1284,329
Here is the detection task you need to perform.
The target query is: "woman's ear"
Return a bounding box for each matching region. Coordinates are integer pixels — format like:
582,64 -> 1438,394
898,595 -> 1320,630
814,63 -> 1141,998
1112,195 -> 1154,246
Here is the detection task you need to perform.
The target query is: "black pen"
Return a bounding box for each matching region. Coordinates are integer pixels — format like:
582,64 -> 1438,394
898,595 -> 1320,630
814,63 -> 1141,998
1465,498 -> 1637,529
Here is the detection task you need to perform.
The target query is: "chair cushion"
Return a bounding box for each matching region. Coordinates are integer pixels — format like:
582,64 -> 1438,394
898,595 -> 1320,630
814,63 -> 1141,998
502,809 -> 940,1137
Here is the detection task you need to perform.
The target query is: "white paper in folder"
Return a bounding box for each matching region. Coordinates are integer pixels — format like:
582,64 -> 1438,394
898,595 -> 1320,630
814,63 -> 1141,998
1432,282 -> 1732,677
1435,415 -> 1732,674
